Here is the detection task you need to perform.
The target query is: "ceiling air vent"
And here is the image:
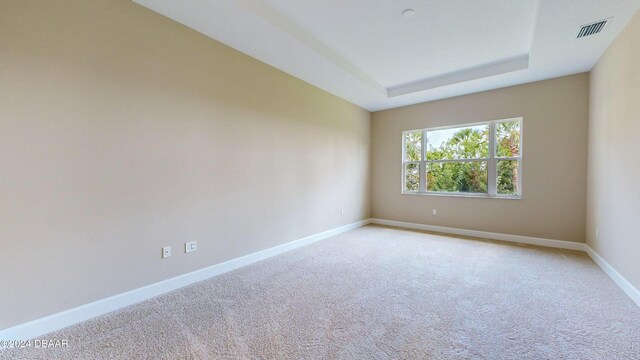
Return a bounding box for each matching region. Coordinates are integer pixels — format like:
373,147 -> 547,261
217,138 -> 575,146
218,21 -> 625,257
577,19 -> 609,39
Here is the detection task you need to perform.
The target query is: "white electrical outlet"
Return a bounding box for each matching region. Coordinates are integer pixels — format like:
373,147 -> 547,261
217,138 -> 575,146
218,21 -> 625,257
596,227 -> 599,237
433,209 -> 437,215
341,209 -> 345,215
185,241 -> 197,253
162,246 -> 171,258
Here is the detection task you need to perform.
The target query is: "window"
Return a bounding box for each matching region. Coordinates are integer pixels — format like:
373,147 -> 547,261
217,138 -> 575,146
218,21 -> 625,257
402,118 -> 522,198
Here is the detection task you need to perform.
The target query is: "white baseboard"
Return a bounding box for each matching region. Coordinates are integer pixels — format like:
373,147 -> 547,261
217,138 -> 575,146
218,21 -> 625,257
3,217 -> 638,341
369,218 -> 586,251
0,219 -> 370,341
370,218 -> 640,307
583,245 -> 640,306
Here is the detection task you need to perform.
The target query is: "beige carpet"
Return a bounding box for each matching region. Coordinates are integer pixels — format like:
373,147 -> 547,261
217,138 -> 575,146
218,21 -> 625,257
2,225 -> 639,359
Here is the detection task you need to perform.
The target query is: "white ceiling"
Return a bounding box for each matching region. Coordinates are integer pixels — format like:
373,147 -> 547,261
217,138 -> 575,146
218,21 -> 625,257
132,0 -> 640,111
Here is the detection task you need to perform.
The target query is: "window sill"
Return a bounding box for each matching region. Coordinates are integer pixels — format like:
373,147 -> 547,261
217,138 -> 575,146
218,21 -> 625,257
401,191 -> 522,200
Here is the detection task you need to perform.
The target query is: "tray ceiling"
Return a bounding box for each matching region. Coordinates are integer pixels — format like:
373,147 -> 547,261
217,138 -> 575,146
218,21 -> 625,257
132,0 -> 640,111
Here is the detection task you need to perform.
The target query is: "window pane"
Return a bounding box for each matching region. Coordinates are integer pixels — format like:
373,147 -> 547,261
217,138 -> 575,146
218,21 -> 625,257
497,160 -> 520,195
427,161 -> 487,193
404,163 -> 420,192
404,131 -> 422,161
496,120 -> 521,157
426,125 -> 489,160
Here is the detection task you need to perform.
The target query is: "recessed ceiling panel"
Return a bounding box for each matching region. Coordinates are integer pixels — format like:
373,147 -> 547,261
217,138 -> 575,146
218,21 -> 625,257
263,0 -> 538,88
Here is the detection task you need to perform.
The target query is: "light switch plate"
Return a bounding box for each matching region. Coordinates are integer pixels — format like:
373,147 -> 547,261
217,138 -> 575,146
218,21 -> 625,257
185,241 -> 197,253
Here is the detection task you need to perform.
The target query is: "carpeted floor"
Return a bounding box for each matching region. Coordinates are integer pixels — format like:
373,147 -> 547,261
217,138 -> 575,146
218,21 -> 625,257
2,225 -> 640,359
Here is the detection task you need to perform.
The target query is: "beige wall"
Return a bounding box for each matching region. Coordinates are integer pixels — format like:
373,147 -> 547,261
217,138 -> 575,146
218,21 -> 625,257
587,12 -> 640,290
371,74 -> 589,243
0,0 -> 370,330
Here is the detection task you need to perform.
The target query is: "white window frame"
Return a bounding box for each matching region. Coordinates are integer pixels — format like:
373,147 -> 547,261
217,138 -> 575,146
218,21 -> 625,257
401,117 -> 523,199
